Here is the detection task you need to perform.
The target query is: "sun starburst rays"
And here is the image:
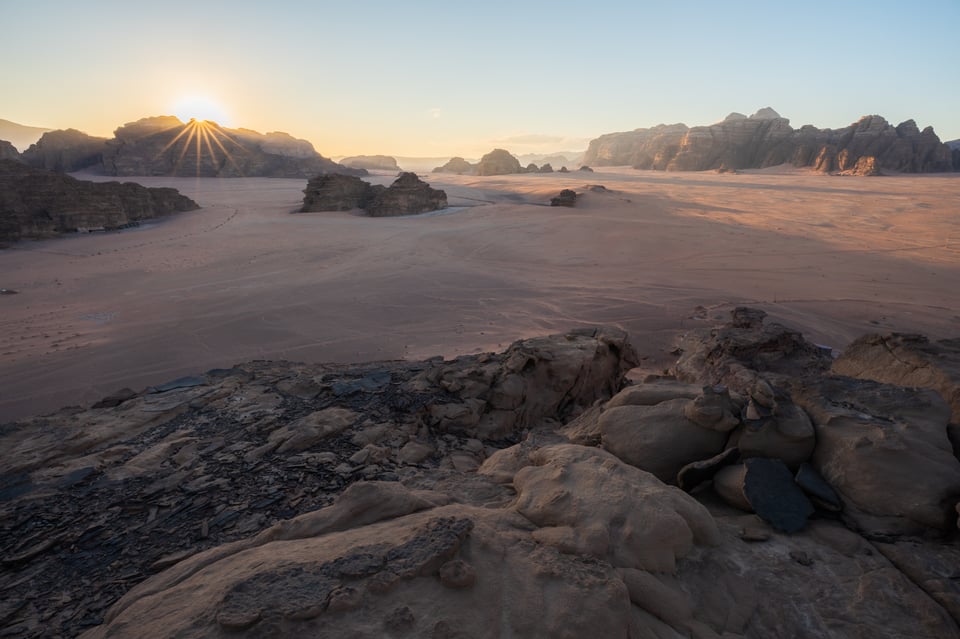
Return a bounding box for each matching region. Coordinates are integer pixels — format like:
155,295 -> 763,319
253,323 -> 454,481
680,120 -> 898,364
155,118 -> 246,177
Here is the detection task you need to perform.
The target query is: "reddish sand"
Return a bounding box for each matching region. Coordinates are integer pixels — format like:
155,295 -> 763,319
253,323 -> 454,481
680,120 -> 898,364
2,167 -> 959,420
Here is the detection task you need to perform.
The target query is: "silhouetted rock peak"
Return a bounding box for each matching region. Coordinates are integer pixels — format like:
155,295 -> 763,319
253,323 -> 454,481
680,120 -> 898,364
100,116 -> 362,178
21,129 -> 110,172
0,160 -> 198,242
476,148 -> 522,176
19,116 -> 360,178
582,109 -> 954,173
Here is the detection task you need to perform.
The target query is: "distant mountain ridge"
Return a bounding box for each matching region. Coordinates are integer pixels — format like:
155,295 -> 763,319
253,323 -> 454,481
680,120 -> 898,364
582,108 -> 957,173
13,116 -> 364,178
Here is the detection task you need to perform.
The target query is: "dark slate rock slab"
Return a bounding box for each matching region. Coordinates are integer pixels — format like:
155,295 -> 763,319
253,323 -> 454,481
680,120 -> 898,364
743,457 -> 814,533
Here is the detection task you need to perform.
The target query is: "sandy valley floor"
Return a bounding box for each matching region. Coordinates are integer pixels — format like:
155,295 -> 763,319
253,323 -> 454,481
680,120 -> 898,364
1,167 -> 959,421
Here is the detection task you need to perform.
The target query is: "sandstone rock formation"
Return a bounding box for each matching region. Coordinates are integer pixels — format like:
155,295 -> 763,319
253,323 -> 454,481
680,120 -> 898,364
339,155 -> 401,171
366,172 -> 447,217
20,128 -> 110,172
300,172 -> 447,216
432,157 -> 475,174
300,173 -> 376,212
0,159 -> 199,242
475,148 -> 522,176
100,116 -> 362,178
0,140 -> 19,161
582,108 -> 956,173
3,319 -> 960,638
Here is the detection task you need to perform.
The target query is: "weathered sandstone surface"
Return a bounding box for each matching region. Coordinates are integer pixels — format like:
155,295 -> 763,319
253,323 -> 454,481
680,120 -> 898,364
583,108 -> 956,173
300,172 -> 446,216
3,316 -> 960,638
0,159 -> 199,242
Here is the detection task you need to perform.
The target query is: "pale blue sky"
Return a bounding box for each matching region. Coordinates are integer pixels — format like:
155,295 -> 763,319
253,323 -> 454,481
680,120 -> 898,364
2,0 -> 958,156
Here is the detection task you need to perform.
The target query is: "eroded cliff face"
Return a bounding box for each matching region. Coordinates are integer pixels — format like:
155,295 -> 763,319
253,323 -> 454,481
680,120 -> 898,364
583,108 -> 956,173
0,140 -> 20,161
0,160 -> 199,242
4,317 -> 960,638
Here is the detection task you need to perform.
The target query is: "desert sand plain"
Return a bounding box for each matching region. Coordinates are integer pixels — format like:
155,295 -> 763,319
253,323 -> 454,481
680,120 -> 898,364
1,167 -> 959,421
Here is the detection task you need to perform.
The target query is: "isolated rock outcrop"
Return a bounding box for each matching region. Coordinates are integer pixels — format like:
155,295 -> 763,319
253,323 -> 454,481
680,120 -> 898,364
475,148 -> 522,176
582,108 -> 955,173
0,159 -> 199,242
339,155 -> 400,171
300,173 -> 376,212
549,189 -> 577,207
20,128 -> 110,172
432,156 -> 475,174
300,172 -> 447,216
366,172 -> 447,217
98,116 -> 363,178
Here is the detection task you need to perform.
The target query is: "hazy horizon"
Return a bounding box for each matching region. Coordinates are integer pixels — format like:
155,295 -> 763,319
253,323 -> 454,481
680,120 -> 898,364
2,0 -> 959,157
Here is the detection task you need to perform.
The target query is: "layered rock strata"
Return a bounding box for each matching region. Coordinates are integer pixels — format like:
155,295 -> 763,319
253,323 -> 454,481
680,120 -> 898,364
0,159 -> 199,242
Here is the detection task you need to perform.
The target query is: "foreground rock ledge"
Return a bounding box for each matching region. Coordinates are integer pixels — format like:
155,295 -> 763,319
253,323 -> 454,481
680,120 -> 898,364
2,319 -> 960,638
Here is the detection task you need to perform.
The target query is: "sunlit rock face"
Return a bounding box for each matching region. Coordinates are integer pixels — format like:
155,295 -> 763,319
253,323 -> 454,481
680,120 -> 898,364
583,108 -> 955,173
0,159 -> 198,242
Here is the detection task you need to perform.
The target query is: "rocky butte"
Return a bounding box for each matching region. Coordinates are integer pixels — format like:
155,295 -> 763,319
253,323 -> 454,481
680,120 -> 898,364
300,172 -> 447,216
582,108 -> 956,174
2,310 -> 960,637
0,159 -> 199,242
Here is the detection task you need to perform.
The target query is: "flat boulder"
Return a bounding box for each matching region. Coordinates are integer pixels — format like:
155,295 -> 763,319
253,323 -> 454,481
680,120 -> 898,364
793,375 -> 960,536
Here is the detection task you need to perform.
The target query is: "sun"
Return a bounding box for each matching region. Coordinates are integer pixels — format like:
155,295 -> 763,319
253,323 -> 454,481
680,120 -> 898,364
172,95 -> 230,126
